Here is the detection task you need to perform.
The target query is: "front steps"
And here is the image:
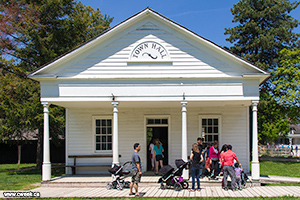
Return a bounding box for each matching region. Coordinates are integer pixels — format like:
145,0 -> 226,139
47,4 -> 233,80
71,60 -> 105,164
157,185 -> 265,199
41,175 -> 246,188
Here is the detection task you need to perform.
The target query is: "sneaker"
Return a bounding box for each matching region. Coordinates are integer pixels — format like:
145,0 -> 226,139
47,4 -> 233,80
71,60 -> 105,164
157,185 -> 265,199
224,188 -> 228,191
239,188 -> 242,191
233,188 -> 238,191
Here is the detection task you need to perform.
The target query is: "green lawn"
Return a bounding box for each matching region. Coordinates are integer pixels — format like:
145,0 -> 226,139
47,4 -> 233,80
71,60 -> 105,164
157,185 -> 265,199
260,160 -> 300,177
0,163 -> 65,190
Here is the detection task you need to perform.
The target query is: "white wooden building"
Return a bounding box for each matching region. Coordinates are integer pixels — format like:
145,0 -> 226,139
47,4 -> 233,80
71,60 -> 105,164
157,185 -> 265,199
29,8 -> 269,181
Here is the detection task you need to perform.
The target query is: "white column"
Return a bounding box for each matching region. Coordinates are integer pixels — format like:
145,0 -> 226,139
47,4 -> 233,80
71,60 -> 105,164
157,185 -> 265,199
251,100 -> 260,180
181,101 -> 189,179
112,101 -> 119,165
42,102 -> 51,181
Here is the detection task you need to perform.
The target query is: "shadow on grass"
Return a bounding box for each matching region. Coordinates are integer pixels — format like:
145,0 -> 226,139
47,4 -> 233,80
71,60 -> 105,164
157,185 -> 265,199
0,165 -> 65,190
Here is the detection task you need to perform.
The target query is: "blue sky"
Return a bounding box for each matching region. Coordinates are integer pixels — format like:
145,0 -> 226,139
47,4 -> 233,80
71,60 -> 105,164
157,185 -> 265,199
78,0 -> 300,48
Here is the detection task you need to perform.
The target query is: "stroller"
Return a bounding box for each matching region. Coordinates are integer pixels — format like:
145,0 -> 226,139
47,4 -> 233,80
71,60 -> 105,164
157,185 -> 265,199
158,159 -> 189,191
107,161 -> 132,190
241,171 -> 249,188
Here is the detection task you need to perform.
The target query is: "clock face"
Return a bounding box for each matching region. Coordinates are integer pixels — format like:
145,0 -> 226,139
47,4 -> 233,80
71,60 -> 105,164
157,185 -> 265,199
130,41 -> 169,61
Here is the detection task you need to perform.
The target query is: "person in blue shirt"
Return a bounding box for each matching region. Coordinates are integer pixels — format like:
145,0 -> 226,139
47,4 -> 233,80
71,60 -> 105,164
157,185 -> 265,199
129,143 -> 142,197
154,138 -> 164,175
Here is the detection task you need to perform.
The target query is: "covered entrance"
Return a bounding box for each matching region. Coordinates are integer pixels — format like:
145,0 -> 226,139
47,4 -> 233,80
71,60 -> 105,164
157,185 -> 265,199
146,118 -> 169,171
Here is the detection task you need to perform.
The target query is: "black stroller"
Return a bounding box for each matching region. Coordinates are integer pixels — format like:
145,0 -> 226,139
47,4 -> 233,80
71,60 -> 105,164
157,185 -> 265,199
158,159 -> 189,191
241,171 -> 249,188
107,161 -> 131,190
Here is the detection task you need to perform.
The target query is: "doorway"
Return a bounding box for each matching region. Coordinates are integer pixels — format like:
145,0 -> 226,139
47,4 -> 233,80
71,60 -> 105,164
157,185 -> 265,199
147,127 -> 168,171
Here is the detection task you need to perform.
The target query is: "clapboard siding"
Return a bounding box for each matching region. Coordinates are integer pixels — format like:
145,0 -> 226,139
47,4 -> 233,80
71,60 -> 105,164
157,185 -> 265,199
55,19 -> 251,79
66,105 -> 249,174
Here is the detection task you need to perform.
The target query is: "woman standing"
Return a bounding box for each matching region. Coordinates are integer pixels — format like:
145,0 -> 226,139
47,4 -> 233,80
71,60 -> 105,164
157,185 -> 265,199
154,139 -> 164,175
220,144 -> 228,188
209,140 -> 220,180
190,143 -> 203,191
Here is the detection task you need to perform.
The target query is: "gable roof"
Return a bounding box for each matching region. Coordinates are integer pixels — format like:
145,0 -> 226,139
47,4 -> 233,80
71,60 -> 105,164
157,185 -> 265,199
28,7 -> 270,82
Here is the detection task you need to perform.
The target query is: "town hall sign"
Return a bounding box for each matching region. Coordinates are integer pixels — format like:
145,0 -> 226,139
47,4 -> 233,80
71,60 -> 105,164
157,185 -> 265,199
130,41 -> 169,61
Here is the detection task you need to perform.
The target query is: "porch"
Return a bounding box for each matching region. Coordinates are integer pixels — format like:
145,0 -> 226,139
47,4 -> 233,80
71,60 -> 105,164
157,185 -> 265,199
27,175 -> 300,198
41,100 -> 260,180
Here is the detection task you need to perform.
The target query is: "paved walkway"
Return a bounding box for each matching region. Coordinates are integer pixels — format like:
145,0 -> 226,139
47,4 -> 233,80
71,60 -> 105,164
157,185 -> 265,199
1,175 -> 300,198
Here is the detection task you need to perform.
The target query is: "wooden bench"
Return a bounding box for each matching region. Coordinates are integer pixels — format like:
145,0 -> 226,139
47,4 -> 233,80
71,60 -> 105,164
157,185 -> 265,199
66,154 -> 121,175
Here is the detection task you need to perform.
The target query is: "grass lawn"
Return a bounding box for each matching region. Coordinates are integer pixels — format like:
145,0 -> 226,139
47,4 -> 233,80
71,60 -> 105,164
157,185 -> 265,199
0,163 -> 65,190
260,160 -> 300,177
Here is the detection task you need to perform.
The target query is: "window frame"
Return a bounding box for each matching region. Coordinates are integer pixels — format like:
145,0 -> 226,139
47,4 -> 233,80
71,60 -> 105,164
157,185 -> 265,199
92,116 -> 113,153
199,115 -> 222,144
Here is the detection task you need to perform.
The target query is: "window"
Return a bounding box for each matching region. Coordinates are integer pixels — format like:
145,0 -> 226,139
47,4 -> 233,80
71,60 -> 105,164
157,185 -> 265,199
200,116 -> 220,144
147,118 -> 168,125
95,119 -> 112,151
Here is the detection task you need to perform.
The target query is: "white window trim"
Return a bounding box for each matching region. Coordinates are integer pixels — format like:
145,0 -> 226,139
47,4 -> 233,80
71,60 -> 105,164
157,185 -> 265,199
146,116 -> 169,127
199,115 -> 222,145
144,115 -> 171,166
92,116 -> 113,154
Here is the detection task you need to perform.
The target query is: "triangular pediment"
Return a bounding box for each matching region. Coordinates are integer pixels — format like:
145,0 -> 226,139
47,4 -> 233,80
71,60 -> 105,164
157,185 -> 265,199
29,8 -> 269,83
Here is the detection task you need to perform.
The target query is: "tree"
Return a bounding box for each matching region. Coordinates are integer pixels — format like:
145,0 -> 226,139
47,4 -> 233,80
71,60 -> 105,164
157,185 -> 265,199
0,0 -> 113,167
225,0 -> 300,70
273,49 -> 300,113
224,0 -> 300,142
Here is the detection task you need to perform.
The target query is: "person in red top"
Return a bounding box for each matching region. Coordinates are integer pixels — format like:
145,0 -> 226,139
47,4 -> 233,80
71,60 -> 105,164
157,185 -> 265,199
209,140 -> 220,179
221,144 -> 242,191
219,144 -> 228,188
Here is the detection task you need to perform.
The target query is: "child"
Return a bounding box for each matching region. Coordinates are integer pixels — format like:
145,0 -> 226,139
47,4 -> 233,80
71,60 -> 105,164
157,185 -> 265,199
202,143 -> 211,179
234,162 -> 243,190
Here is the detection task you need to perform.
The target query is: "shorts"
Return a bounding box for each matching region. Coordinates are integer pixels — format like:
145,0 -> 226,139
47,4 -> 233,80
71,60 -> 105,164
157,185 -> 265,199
156,155 -> 163,161
131,170 -> 141,183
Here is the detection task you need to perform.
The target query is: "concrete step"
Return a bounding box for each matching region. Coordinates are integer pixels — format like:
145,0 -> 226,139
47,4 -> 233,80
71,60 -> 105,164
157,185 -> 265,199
41,181 -> 223,188
41,177 -> 223,188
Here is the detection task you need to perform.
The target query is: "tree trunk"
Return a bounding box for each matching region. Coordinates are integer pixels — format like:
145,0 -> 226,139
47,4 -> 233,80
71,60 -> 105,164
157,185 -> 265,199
17,145 -> 21,165
36,128 -> 43,169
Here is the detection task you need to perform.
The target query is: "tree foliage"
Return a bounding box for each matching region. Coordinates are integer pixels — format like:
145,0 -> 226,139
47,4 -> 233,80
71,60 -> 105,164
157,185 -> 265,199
225,0 -> 300,142
225,0 -> 300,70
273,49 -> 300,110
0,0 -> 113,164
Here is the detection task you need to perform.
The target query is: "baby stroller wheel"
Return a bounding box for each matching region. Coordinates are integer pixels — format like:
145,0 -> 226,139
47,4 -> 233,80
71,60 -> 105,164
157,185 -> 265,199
116,183 -> 123,190
112,181 -> 117,189
160,183 -> 165,189
174,182 -> 182,191
181,181 -> 189,189
106,183 -> 113,190
124,181 -> 130,188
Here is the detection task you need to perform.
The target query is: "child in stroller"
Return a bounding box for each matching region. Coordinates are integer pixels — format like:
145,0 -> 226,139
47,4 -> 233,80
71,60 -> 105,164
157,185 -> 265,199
107,161 -> 132,190
158,159 -> 189,191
